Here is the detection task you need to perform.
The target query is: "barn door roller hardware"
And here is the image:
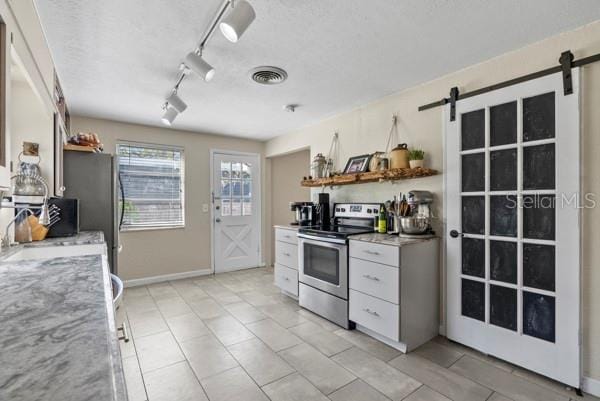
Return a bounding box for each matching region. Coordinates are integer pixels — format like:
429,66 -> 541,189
419,50 -> 600,120
559,50 -> 574,95
449,87 -> 459,121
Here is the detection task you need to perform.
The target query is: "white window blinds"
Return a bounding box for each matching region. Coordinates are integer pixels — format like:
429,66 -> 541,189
117,142 -> 184,230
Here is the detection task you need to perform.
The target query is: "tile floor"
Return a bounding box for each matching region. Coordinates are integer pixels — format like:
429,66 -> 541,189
118,267 -> 596,401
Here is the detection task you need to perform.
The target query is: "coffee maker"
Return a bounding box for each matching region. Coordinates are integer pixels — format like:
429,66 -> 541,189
299,204 -> 316,226
290,201 -> 313,226
289,193 -> 330,226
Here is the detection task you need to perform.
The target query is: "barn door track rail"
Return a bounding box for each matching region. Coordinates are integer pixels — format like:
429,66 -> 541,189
418,50 -> 600,121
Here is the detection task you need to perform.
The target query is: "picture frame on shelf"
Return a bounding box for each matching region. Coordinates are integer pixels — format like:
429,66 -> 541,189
343,154 -> 371,174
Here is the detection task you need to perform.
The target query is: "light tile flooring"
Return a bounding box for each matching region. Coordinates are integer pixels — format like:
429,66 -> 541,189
118,267 -> 596,401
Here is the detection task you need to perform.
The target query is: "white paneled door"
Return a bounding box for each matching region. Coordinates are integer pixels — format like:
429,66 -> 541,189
212,151 -> 261,273
445,71 -> 581,387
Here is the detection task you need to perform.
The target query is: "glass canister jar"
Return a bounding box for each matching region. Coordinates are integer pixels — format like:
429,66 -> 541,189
311,153 -> 328,179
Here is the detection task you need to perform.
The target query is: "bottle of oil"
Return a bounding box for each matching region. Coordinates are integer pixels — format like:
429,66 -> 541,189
378,205 -> 387,233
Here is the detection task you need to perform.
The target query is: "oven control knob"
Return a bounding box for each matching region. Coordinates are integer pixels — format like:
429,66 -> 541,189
341,208 -> 346,212
367,209 -> 372,213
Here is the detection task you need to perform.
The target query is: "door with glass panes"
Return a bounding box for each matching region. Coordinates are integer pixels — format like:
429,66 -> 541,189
212,152 -> 261,273
445,71 -> 580,387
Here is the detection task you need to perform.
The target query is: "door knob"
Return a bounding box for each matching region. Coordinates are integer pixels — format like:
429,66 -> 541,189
449,230 -> 462,238
215,218 -> 221,223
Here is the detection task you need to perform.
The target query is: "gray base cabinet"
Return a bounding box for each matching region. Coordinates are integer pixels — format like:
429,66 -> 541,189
274,227 -> 299,297
349,238 -> 439,352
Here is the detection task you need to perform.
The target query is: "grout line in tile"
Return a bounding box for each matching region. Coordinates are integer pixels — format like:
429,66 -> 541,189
399,384 -> 424,401
125,295 -> 151,401
258,370 -> 298,388
484,391 -> 497,401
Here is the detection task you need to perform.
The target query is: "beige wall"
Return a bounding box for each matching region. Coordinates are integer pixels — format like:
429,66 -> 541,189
70,116 -> 268,281
269,149 -> 311,260
10,80 -> 54,191
265,21 -> 600,382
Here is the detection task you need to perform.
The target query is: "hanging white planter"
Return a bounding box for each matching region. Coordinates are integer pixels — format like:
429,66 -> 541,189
409,159 -> 424,169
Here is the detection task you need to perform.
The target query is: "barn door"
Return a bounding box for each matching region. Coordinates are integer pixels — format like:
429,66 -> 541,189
445,70 -> 581,387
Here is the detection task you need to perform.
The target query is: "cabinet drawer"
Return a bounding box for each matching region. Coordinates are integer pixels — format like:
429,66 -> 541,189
276,241 -> 298,269
349,240 -> 400,267
275,228 -> 298,245
349,258 -> 399,304
349,289 -> 399,341
274,264 -> 298,296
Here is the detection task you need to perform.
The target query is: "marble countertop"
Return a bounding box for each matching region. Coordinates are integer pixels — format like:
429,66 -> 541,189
349,232 -> 438,246
24,230 -> 105,248
0,232 -> 127,401
274,224 -> 300,231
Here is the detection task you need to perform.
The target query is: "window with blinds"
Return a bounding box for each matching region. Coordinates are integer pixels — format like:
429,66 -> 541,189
117,142 -> 184,230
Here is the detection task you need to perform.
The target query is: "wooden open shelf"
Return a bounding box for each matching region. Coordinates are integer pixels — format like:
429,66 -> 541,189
301,167 -> 438,187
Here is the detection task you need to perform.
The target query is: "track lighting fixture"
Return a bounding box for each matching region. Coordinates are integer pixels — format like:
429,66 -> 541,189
220,0 -> 256,43
166,91 -> 187,113
185,51 -> 215,82
160,0 -> 256,124
161,106 -> 178,126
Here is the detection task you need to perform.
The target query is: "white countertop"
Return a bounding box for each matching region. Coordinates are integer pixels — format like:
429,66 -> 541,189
349,232 -> 438,247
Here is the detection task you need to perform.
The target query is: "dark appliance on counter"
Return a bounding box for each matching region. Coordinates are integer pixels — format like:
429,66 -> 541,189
46,197 -> 79,237
289,201 -> 313,225
295,193 -> 331,227
297,202 -> 382,328
63,152 -> 121,274
299,203 -> 316,226
315,193 -> 330,226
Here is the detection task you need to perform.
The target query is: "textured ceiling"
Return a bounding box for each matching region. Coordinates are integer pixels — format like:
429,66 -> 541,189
34,0 -> 600,140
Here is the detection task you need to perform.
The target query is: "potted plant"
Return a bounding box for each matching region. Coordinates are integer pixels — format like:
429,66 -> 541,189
408,149 -> 425,169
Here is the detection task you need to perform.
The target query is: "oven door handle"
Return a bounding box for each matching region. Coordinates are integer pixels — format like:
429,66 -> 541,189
297,233 -> 347,245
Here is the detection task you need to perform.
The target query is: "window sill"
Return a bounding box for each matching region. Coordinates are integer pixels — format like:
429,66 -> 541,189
120,225 -> 185,233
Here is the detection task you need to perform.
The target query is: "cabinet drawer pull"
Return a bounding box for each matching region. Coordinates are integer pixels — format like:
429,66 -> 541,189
117,322 -> 130,342
363,250 -> 380,255
284,235 -> 291,239
283,252 -> 291,257
284,277 -> 290,281
363,308 -> 380,317
362,274 -> 380,281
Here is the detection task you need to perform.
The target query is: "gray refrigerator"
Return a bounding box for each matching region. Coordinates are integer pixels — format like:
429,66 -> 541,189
63,151 -> 121,274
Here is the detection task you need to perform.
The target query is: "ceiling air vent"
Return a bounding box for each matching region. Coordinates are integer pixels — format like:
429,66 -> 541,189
250,66 -> 288,85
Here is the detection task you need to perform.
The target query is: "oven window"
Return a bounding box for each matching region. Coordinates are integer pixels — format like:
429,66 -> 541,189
303,243 -> 340,285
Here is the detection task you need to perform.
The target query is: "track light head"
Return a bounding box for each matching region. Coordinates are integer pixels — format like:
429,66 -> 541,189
161,106 -> 178,126
220,0 -> 256,43
166,92 -> 187,113
185,51 -> 215,82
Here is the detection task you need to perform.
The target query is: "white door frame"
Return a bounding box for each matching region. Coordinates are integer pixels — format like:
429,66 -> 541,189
443,70 -> 581,387
210,149 -> 262,274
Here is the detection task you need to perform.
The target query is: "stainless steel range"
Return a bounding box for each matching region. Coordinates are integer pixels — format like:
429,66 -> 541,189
298,203 -> 381,328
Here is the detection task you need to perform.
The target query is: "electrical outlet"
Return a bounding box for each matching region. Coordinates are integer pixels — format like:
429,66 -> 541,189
202,204 -> 209,213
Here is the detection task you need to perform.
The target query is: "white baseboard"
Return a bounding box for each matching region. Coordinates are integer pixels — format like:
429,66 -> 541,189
355,324 -> 407,353
583,376 -> 600,397
280,289 -> 298,300
124,269 -> 213,287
